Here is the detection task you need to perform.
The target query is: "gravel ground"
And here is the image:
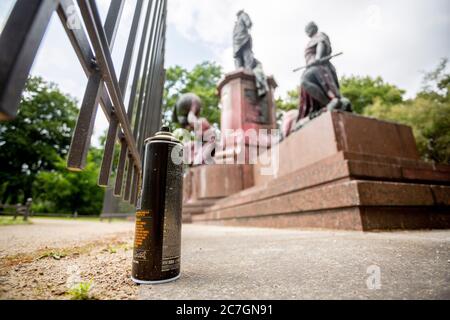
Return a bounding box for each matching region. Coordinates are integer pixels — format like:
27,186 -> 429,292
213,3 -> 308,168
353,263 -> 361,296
1,219 -> 449,300
0,219 -> 136,300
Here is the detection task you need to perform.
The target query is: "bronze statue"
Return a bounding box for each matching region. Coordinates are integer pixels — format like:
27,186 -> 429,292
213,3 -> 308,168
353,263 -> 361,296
233,10 -> 254,70
299,21 -> 351,120
172,93 -> 215,165
172,93 -> 203,130
233,10 -> 268,97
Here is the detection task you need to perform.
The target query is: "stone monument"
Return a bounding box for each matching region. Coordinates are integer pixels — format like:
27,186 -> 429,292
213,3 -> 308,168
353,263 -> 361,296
183,19 -> 449,230
182,11 -> 278,222
193,111 -> 450,230
216,10 -> 277,163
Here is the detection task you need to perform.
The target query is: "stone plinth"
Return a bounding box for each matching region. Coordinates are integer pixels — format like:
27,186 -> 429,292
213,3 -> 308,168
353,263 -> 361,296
253,111 -> 420,186
192,111 -> 450,230
182,164 -> 254,222
182,69 -> 277,223
215,69 -> 277,162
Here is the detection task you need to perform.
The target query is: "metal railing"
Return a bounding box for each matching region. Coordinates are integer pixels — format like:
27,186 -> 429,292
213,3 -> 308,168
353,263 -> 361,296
0,0 -> 167,205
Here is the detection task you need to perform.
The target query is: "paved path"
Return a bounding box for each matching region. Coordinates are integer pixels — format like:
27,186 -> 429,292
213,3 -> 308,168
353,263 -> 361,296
140,225 -> 450,300
1,220 -> 449,299
0,218 -> 133,258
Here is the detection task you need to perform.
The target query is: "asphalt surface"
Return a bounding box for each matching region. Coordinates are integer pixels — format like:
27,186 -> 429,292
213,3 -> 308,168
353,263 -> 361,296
1,220 -> 449,299
139,225 -> 450,300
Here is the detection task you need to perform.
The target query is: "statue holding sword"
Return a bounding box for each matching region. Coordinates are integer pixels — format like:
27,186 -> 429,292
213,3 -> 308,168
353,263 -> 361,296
296,21 -> 351,121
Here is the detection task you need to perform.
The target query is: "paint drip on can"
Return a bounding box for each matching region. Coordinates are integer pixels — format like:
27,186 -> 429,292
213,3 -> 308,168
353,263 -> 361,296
131,126 -> 183,284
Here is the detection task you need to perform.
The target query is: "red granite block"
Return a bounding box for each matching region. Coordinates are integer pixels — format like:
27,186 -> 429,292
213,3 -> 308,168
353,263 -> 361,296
359,207 -> 450,230
332,112 -> 420,159
197,207 -> 364,231
253,111 -> 423,187
347,160 -> 403,180
402,167 -> 450,183
210,155 -> 351,211
194,180 -> 443,224
196,206 -> 450,231
356,181 -> 435,206
431,185 -> 450,206
196,181 -> 361,221
190,164 -> 248,199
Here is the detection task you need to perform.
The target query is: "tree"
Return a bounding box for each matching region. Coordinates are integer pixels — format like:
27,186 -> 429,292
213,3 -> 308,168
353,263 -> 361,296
340,76 -> 405,114
162,61 -> 223,128
418,57 -> 449,102
275,89 -> 299,112
32,148 -> 105,215
0,76 -> 78,204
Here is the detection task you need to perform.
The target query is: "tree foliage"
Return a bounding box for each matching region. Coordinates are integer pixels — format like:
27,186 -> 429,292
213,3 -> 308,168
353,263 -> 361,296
275,89 -> 299,111
163,61 -> 223,128
32,149 -> 105,215
0,76 -> 78,204
340,75 -> 405,114
0,76 -> 106,214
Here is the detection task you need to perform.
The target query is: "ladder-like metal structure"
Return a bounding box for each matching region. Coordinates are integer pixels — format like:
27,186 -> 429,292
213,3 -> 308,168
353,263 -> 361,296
0,0 -> 167,205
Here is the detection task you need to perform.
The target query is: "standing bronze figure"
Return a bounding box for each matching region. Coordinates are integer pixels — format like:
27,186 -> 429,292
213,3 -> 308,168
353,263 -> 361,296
233,10 -> 269,97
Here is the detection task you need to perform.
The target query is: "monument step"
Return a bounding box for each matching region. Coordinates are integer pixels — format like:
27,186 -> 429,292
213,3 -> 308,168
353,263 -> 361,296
206,154 -> 450,213
195,180 -> 449,220
193,180 -> 450,230
194,206 -> 450,231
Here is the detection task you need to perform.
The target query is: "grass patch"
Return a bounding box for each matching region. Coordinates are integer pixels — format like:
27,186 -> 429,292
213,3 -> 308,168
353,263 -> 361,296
32,216 -> 130,223
32,216 -> 101,222
38,250 -> 68,260
104,242 -> 133,254
0,216 -> 32,226
67,281 -> 95,300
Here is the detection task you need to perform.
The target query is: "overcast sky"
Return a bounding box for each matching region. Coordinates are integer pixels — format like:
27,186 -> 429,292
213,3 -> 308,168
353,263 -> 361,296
2,0 -> 449,146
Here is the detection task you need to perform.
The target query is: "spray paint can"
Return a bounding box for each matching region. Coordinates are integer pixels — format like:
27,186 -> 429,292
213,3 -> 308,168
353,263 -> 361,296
131,127 -> 183,284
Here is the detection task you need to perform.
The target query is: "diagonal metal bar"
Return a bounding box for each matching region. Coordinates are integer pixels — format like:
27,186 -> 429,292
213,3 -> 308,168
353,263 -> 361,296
98,109 -> 119,184
130,0 -> 166,202
123,156 -> 133,201
147,21 -> 167,138
141,2 -> 166,145
114,137 -> 128,196
103,0 -> 124,49
134,0 -> 160,149
99,0 -> 144,187
0,0 -> 58,121
130,166 -> 138,205
114,0 -> 154,196
77,0 -> 142,173
58,0 -> 116,128
57,0 -> 95,77
67,72 -> 103,171
137,0 -> 165,152
67,0 -> 124,171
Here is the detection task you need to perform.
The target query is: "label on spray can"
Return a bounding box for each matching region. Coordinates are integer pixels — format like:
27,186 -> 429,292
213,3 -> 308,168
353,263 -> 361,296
161,155 -> 182,271
133,210 -> 152,262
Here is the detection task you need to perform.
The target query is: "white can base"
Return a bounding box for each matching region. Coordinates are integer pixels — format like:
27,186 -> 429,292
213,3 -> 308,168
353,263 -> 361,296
131,273 -> 180,285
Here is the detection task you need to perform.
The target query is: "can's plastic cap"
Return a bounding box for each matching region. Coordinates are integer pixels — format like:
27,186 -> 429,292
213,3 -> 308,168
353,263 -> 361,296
144,126 -> 181,144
